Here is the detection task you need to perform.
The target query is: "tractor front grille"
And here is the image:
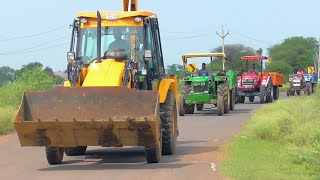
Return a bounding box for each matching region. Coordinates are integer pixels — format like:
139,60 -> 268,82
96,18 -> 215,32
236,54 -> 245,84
193,82 -> 208,93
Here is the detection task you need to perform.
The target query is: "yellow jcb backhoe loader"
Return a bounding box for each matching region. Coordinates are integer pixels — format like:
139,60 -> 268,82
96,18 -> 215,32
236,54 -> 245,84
13,0 -> 179,164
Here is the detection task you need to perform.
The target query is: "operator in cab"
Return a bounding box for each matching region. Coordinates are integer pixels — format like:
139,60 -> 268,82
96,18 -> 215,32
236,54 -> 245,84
107,28 -> 131,56
198,63 -> 210,76
248,64 -> 259,74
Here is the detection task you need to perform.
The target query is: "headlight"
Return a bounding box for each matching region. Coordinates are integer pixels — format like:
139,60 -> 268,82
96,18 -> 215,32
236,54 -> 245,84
289,78 -> 293,81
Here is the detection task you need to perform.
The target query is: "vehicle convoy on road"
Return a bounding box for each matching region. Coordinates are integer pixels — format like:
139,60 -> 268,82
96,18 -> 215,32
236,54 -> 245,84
13,0 -> 179,164
179,53 -> 237,116
236,56 -> 284,104
287,70 -> 317,96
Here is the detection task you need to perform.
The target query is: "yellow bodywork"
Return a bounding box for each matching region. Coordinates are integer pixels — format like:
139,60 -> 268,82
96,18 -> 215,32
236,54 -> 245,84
82,60 -> 125,87
13,1 -> 178,159
182,53 -> 227,64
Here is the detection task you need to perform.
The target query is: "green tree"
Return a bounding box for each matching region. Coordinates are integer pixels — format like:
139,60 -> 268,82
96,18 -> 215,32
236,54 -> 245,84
211,44 -> 257,71
166,64 -> 185,78
0,66 -> 15,87
268,36 -> 317,71
266,61 -> 293,78
15,62 -> 43,79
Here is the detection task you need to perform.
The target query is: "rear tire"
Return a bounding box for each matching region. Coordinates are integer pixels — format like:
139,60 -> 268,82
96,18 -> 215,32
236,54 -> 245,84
265,79 -> 273,103
178,96 -> 185,116
306,82 -> 312,95
46,147 -> 64,165
160,90 -> 177,155
249,96 -> 255,102
196,104 -> 204,111
229,89 -> 236,111
218,82 -> 229,114
182,85 -> 194,114
65,146 -> 87,156
217,95 -> 224,116
260,86 -> 266,104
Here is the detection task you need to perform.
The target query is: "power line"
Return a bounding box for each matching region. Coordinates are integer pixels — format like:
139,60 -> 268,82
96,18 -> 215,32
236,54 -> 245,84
0,42 -> 69,55
230,30 -> 271,45
162,34 -> 211,40
0,36 -> 68,55
0,25 -> 67,43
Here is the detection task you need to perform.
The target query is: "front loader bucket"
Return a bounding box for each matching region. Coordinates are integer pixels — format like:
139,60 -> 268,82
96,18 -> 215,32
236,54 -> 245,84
14,87 -> 160,148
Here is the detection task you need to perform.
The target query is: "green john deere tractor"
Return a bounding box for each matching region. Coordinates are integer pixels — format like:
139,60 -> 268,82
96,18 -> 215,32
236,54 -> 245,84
179,53 -> 237,116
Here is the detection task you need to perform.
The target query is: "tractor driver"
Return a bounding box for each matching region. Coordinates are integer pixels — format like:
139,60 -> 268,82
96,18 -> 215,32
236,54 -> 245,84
198,63 -> 210,76
107,28 -> 131,56
248,64 -> 259,74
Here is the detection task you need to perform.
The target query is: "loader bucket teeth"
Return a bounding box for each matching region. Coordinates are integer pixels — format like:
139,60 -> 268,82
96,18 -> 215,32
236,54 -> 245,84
14,87 -> 161,148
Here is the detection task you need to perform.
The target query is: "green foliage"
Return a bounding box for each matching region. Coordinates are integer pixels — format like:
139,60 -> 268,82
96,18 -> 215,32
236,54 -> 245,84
268,36 -> 317,71
0,67 -> 55,108
0,66 -> 15,87
266,61 -> 293,78
0,106 -> 16,135
166,64 -> 185,79
224,91 -> 320,178
223,138 -> 318,180
211,44 -> 257,71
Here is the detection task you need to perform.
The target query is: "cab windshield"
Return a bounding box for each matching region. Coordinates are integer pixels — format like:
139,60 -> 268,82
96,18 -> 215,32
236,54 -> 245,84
76,26 -> 144,64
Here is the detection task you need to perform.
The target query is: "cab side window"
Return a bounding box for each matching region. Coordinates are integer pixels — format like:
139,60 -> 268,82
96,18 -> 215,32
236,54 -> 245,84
151,19 -> 165,75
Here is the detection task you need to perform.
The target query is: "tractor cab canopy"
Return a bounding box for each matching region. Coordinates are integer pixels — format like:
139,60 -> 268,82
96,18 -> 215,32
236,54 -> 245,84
181,53 -> 227,75
240,56 -> 268,61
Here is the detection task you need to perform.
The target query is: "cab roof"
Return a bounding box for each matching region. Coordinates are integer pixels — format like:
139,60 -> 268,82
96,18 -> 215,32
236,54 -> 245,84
182,53 -> 227,63
240,56 -> 268,61
77,11 -> 157,19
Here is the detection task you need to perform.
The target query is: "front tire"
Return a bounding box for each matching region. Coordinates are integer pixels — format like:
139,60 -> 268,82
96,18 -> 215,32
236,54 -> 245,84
46,147 -> 64,165
229,89 -> 236,111
260,86 -> 266,104
196,104 -> 204,111
160,90 -> 177,155
249,96 -> 255,102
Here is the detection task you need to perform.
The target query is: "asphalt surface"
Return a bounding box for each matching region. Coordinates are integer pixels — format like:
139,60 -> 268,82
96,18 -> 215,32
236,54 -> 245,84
0,98 -> 267,180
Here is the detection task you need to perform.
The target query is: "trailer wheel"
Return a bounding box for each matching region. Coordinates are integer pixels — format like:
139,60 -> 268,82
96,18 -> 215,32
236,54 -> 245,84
237,96 -> 245,103
312,84 -> 317,93
273,86 -> 279,100
160,90 -> 177,155
65,146 -> 87,156
46,147 -> 64,165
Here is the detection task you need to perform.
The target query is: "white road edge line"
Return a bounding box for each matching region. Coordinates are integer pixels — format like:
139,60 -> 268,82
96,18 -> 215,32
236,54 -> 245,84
210,163 -> 216,171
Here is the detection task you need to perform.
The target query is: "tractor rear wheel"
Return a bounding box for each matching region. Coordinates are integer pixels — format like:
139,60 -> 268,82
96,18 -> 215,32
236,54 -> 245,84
178,96 -> 185,116
229,89 -> 236,111
182,85 -> 194,114
265,79 -> 273,103
249,96 -> 255,102
217,95 -> 224,116
65,146 -> 87,156
46,147 -> 64,165
160,90 -> 177,155
196,104 -> 204,111
218,82 -> 229,114
306,82 -> 312,95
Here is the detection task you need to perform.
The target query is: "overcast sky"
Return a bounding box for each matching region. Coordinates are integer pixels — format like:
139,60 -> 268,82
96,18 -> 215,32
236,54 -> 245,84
0,0 -> 319,70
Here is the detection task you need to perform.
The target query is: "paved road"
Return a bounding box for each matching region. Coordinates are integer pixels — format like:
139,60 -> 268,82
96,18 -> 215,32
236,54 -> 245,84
0,99 -> 266,180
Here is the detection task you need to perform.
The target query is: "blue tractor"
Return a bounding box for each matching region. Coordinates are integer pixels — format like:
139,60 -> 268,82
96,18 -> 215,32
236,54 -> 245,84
287,72 -> 318,96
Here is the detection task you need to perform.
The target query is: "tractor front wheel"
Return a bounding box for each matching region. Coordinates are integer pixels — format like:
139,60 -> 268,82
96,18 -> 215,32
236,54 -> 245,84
196,104 -> 204,111
249,96 -> 255,102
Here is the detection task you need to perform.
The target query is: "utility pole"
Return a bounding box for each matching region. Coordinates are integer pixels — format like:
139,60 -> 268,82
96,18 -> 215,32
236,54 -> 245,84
216,26 -> 229,54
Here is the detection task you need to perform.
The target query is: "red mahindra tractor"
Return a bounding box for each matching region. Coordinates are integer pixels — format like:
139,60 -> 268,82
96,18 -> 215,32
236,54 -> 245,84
236,56 -> 284,104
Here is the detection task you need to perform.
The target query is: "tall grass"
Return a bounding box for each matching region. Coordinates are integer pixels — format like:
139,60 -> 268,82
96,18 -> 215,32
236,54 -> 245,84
0,68 -> 55,134
223,89 -> 320,179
